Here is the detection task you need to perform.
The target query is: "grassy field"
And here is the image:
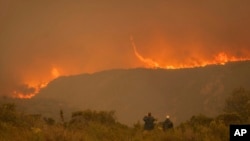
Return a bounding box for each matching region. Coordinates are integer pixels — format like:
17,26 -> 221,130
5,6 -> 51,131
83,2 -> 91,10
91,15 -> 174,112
0,88 -> 249,141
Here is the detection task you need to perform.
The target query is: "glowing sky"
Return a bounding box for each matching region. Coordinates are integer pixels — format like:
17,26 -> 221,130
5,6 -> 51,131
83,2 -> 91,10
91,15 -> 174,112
1,0 -> 250,97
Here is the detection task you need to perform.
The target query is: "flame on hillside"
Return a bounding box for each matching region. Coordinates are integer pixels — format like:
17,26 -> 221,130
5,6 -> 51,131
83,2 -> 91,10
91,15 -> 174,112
11,38 -> 250,99
131,37 -> 250,69
12,82 -> 48,99
12,67 -> 60,99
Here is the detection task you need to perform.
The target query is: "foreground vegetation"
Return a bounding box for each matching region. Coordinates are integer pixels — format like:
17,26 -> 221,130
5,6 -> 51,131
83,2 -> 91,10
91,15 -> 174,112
0,88 -> 249,141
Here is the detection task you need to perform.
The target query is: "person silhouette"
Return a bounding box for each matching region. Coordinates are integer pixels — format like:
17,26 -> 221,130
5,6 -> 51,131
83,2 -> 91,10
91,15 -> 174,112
162,115 -> 173,131
143,112 -> 156,130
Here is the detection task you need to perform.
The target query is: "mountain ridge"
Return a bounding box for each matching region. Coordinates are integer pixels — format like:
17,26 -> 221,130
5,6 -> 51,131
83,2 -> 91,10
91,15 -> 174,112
22,61 -> 250,125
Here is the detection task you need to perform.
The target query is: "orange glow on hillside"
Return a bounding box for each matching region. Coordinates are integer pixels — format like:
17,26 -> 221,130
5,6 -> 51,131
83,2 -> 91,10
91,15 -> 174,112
51,67 -> 60,78
12,67 -> 60,99
131,37 -> 250,69
12,81 -> 48,99
12,38 -> 250,99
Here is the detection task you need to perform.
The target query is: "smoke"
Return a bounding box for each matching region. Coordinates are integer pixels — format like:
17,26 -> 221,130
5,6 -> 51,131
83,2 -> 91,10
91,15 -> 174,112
1,0 -> 250,97
133,0 -> 250,63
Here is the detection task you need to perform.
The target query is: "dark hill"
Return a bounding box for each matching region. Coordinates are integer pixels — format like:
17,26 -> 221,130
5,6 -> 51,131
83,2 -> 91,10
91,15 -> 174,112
28,61 -> 250,125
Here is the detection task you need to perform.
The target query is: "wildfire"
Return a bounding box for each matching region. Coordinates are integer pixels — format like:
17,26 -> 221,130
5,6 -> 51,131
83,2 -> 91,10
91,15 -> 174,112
11,38 -> 250,99
131,37 -> 160,68
12,82 -> 48,99
12,67 -> 60,99
131,37 -> 250,69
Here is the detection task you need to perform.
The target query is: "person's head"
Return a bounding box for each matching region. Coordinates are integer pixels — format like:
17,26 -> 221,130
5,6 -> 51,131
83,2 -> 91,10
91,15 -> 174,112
148,112 -> 151,116
166,115 -> 170,119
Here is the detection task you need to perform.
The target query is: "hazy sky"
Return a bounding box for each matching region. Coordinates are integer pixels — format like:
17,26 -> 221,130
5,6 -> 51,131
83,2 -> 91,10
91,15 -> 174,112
1,0 -> 250,96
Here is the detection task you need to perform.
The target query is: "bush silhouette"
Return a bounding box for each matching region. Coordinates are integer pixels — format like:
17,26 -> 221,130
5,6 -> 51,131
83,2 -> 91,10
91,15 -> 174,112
224,88 -> 250,123
70,110 -> 116,126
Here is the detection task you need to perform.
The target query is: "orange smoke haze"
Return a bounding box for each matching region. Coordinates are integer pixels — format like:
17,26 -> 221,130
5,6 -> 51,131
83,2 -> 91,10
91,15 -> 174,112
131,36 -> 250,69
12,36 -> 250,99
11,67 -> 60,99
1,0 -> 250,99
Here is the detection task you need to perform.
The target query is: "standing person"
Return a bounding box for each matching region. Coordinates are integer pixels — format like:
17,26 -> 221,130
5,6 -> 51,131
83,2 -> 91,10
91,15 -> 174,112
162,115 -> 173,131
143,112 -> 156,130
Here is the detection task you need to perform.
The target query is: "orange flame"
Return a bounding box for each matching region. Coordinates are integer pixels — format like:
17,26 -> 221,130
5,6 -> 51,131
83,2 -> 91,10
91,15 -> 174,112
131,37 -> 250,69
12,67 -> 60,99
12,38 -> 250,99
12,82 -> 48,99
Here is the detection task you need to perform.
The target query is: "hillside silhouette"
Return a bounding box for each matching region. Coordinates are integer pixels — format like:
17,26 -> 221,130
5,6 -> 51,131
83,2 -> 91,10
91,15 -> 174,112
13,61 -> 250,125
